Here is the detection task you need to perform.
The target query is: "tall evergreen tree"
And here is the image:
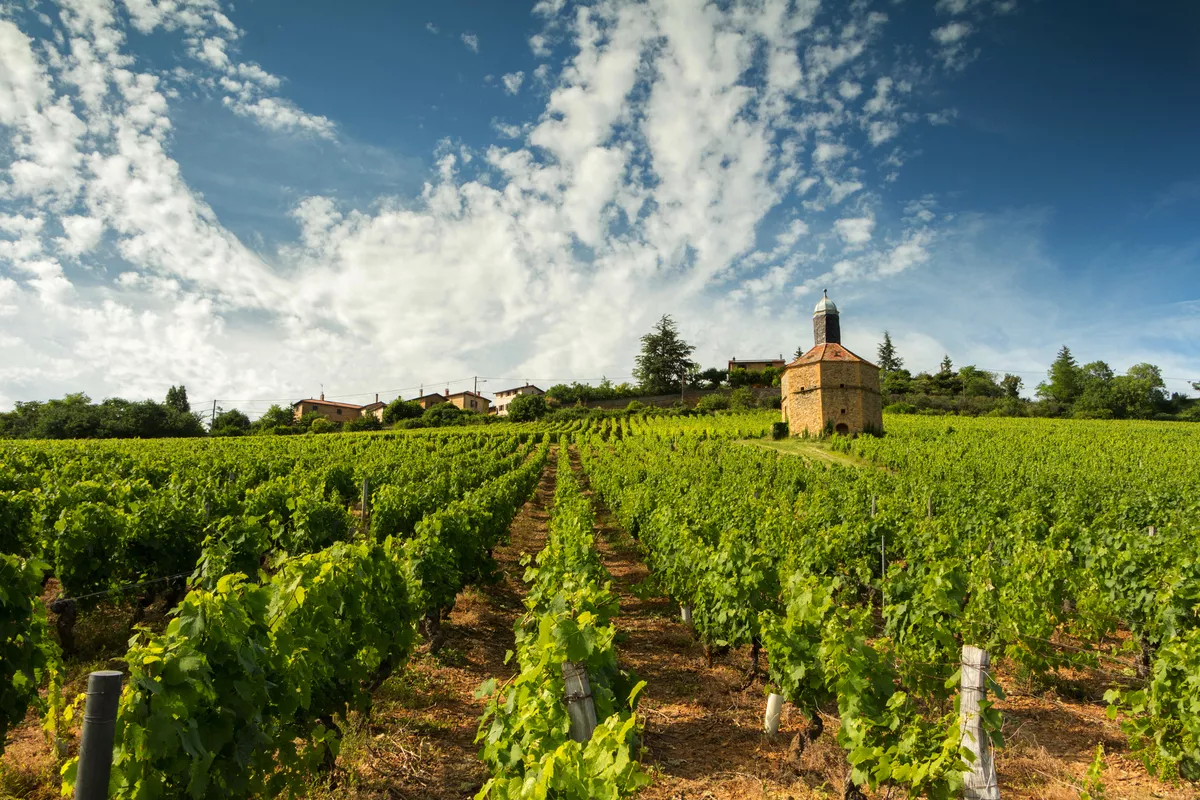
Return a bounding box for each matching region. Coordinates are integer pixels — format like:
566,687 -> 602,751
633,315 -> 697,395
938,354 -> 953,374
876,331 -> 903,372
165,385 -> 190,413
1037,346 -> 1083,404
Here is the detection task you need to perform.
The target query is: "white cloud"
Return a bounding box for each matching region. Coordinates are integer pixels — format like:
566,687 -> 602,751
425,22 -> 439,34
932,22 -> 976,70
461,33 -> 479,53
838,80 -> 862,100
835,216 -> 875,246
932,22 -> 972,44
530,33 -> 551,58
55,215 -> 104,256
813,141 -> 848,163
502,71 -> 525,95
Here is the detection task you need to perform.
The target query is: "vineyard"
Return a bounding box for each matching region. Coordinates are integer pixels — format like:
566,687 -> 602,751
1,412 -> 1199,799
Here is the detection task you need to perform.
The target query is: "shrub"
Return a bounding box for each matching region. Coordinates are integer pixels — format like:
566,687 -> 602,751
345,414 -> 383,432
729,388 -> 755,410
771,421 -> 788,440
508,394 -> 548,422
696,393 -> 730,412
884,402 -> 919,415
310,417 -> 335,434
759,393 -> 782,410
625,400 -> 645,413
382,399 -> 423,424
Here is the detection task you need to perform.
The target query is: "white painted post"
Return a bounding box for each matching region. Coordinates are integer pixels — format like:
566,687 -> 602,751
764,692 -> 784,735
562,661 -> 597,744
1148,525 -> 1156,537
959,645 -> 1000,800
680,605 -> 693,625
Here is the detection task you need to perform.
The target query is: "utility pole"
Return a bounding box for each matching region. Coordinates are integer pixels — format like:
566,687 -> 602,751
211,399 -> 216,430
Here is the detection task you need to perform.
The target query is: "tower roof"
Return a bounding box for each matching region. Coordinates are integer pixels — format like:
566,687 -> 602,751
813,289 -> 838,316
787,342 -> 878,368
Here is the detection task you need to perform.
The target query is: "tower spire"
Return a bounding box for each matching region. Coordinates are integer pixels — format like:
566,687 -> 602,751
813,291 -> 841,345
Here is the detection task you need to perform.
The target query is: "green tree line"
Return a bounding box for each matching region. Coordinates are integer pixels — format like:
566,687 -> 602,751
878,334 -> 1198,421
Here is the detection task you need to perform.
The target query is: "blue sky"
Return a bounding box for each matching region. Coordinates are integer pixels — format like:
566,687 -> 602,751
0,0 -> 1196,415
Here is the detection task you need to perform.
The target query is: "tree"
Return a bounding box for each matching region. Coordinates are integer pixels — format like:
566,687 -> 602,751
877,331 -> 903,373
633,315 -> 697,396
165,385 -> 190,414
211,409 -> 251,436
1112,363 -> 1168,419
507,394 -> 548,422
958,366 -> 1003,398
382,398 -> 423,424
1000,374 -> 1023,400
882,368 -> 913,397
1037,346 -> 1083,404
423,403 -> 471,427
1193,381 -> 1200,394
254,404 -> 296,432
698,367 -> 727,389
794,345 -> 806,360
938,354 -> 953,375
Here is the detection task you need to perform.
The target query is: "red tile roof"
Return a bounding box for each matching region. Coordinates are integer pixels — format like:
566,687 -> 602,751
494,384 -> 544,396
293,398 -> 364,410
788,343 -> 878,368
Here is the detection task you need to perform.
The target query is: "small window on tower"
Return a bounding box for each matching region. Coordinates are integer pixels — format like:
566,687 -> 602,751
841,408 -> 846,414
840,383 -> 845,388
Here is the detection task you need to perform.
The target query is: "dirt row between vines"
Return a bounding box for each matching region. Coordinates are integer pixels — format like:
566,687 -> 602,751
563,446 -> 1193,800
308,448 -> 559,799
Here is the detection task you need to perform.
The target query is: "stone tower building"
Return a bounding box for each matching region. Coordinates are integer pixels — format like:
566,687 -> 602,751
780,292 -> 883,437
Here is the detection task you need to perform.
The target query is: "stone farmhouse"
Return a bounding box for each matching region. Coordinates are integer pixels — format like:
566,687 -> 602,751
293,393 -> 387,423
447,391 -> 491,414
780,292 -> 883,437
492,384 -> 544,416
414,392 -> 447,410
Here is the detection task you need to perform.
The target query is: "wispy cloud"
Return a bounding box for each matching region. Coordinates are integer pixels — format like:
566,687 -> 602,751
502,71 -> 525,95
461,32 -> 479,53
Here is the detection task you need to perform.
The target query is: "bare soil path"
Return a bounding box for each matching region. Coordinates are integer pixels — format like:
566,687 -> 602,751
311,448 -> 558,800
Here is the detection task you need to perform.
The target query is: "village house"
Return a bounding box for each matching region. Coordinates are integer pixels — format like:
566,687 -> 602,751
447,391 -> 491,414
780,292 -> 883,437
492,384 -> 544,416
413,392 -> 447,410
361,394 -> 386,422
292,394 -> 365,422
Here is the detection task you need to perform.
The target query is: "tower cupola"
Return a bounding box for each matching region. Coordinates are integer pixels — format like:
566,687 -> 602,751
813,289 -> 841,345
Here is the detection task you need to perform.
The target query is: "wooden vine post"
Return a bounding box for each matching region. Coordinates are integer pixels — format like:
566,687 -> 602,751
959,646 -> 1000,799
562,661 -> 598,743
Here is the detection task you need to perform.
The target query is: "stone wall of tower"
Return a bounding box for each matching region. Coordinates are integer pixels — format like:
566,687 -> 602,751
780,362 -> 824,437
782,360 -> 883,437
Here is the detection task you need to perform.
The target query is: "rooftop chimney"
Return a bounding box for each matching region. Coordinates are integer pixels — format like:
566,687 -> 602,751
320,391 -> 325,401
